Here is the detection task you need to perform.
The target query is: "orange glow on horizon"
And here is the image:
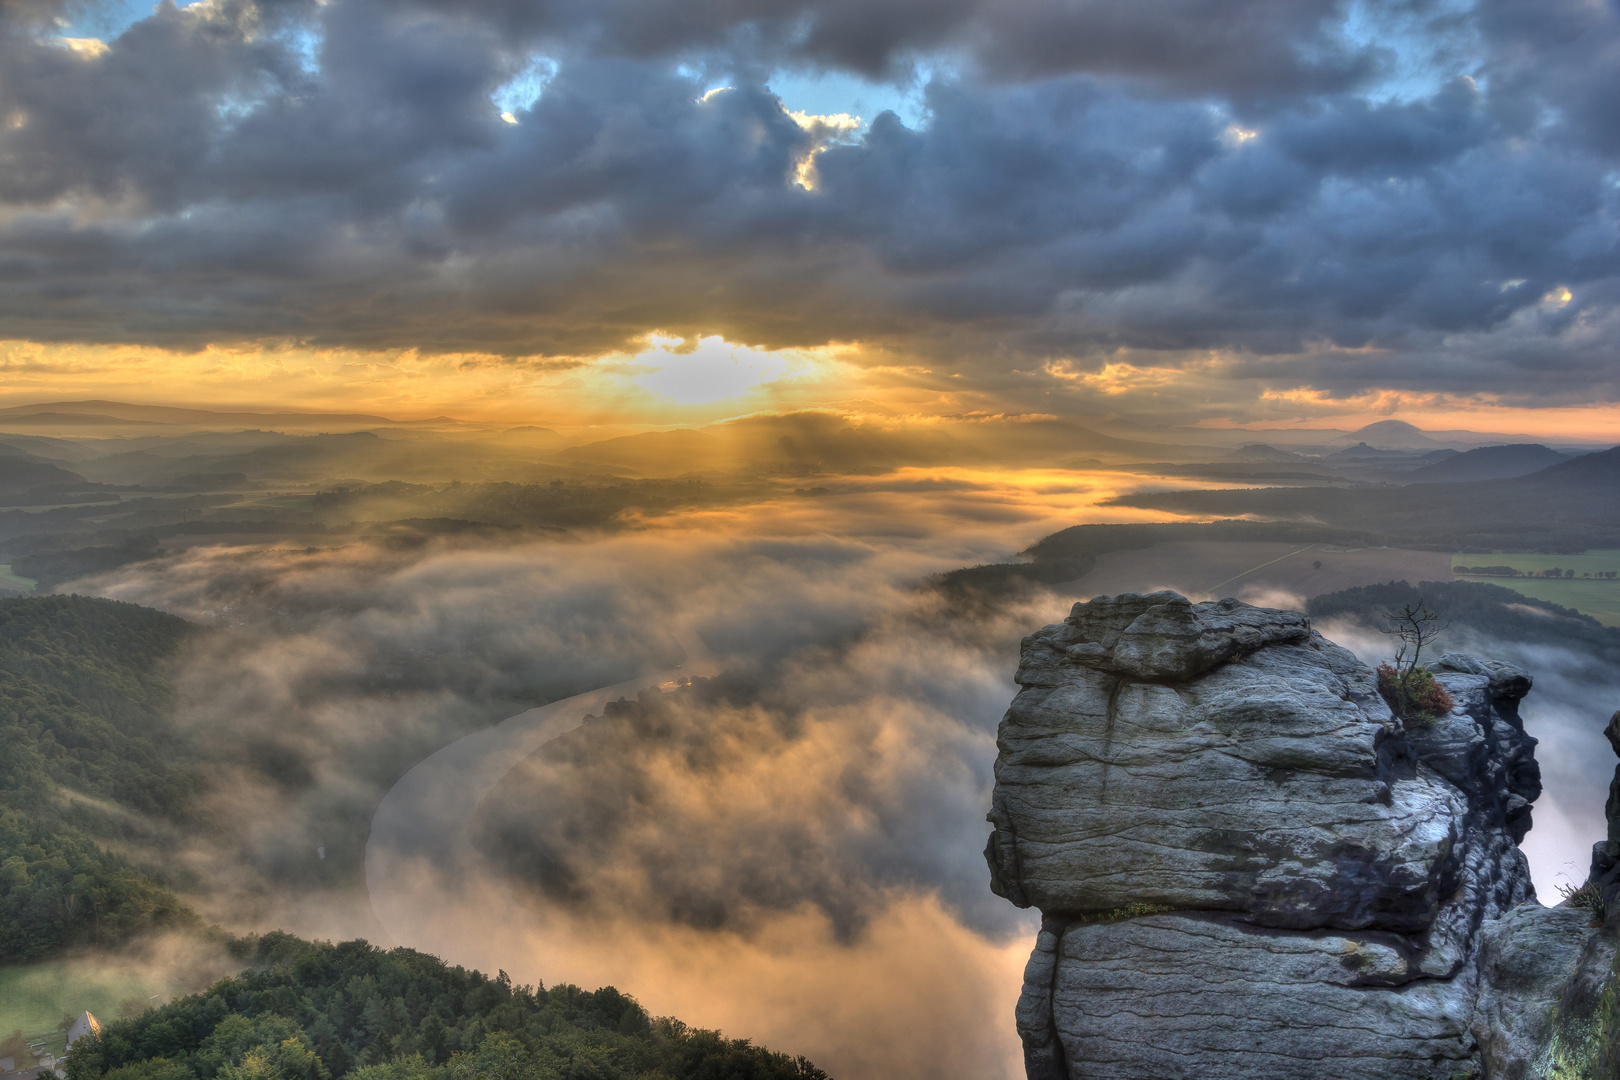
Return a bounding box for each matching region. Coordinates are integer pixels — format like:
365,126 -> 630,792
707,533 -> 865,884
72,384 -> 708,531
2,337 -> 1617,443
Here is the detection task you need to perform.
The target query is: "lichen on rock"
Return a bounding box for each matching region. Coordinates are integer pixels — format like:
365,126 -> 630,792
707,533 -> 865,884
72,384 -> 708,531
988,591 -> 1617,1080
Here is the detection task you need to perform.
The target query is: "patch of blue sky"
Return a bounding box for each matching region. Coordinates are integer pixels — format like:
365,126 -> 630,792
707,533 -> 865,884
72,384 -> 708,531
491,56 -> 559,120
766,66 -> 935,131
1335,0 -> 1484,103
54,0 -> 322,76
279,23 -> 323,75
52,0 -> 197,42
215,93 -> 260,124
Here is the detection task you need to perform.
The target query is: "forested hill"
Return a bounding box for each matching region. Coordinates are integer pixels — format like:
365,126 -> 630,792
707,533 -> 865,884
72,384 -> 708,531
64,933 -> 829,1080
1307,579 -> 1620,662
1105,445 -> 1620,551
2,597 -> 836,1078
0,594 -> 200,962
0,595 -> 198,819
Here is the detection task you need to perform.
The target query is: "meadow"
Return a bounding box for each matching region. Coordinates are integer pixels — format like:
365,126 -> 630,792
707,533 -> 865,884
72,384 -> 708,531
0,959 -> 163,1050
1452,551 -> 1620,627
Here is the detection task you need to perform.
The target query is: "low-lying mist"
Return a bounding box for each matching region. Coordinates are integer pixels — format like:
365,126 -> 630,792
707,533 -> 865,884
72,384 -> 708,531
58,467 -> 1620,1080
72,471 -> 1159,1080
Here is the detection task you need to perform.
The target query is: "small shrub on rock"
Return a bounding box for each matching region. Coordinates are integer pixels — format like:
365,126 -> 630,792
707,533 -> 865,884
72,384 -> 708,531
1377,664 -> 1455,725
1556,880 -> 1608,923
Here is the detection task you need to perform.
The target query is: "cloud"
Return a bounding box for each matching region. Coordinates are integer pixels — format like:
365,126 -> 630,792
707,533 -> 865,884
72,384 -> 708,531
62,473 -> 1620,1078
0,0 -> 1618,423
406,0 -> 1370,96
63,471 -> 1169,1079
474,592 -> 1040,942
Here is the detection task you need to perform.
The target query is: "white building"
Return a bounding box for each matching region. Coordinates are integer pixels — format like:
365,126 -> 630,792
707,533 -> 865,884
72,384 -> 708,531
64,1014 -> 100,1051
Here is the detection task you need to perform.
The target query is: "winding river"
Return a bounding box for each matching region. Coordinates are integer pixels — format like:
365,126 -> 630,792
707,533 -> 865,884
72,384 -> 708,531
364,633 -> 718,944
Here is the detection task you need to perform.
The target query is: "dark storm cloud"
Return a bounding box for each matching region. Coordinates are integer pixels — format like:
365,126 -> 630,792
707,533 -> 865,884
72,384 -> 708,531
410,0 -> 1367,96
1,0 -> 1618,404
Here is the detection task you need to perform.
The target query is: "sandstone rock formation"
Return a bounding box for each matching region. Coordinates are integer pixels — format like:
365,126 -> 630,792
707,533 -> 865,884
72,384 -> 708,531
987,592 -> 1618,1080
1586,709 -> 1620,927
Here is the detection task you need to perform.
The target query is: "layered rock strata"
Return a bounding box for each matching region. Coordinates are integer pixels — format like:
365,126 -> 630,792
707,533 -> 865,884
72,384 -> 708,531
987,592 -> 1614,1080
1585,710 -> 1620,925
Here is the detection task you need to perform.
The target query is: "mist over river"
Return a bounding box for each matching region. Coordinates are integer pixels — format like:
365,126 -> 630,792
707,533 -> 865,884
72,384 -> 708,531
71,468 -> 1615,1080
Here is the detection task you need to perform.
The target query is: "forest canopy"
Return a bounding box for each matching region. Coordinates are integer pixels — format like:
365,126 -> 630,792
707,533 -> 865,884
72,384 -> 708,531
0,595 -> 200,962
64,934 -> 829,1080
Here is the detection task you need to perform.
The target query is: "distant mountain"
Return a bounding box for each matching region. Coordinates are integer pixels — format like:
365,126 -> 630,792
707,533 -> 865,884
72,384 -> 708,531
558,412 -> 1205,475
0,411 -> 166,426
494,425 -> 567,445
1327,420 -> 1450,450
0,445 -> 88,494
561,428 -> 727,473
1194,418 -> 1603,452
1324,441 -> 1418,462
0,399 -> 456,430
1525,445 -> 1620,488
1404,444 -> 1573,483
1230,444 -> 1305,463
0,433 -> 106,463
1105,444 -> 1620,550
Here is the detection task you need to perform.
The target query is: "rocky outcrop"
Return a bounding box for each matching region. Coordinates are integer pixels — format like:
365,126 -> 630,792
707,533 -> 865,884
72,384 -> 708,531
1586,710 -> 1620,927
988,592 -> 1617,1080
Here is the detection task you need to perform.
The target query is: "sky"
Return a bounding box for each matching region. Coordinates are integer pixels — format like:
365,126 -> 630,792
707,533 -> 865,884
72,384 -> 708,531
8,7 -> 1620,1076
1,0 -> 1619,436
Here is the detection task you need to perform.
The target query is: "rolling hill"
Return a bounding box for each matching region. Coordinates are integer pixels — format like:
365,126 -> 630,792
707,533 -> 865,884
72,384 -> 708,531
0,400 -> 454,431
1402,444 -> 1573,483
1106,446 -> 1620,551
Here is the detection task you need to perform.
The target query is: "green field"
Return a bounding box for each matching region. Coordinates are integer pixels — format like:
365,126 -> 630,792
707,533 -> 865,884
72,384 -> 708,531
0,565 -> 36,589
1452,550 -> 1620,627
0,959 -> 168,1047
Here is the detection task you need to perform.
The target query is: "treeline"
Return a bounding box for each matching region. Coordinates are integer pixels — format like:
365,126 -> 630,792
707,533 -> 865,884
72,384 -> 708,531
2,597 -> 833,1079
0,595 -> 198,824
65,934 -> 829,1080
1306,580 -> 1620,664
933,520 -> 1376,603
1456,565 -> 1620,579
0,595 -> 201,961
0,810 -> 195,962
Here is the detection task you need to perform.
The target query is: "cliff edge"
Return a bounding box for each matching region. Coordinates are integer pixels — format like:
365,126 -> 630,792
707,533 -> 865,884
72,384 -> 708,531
987,591 -> 1619,1080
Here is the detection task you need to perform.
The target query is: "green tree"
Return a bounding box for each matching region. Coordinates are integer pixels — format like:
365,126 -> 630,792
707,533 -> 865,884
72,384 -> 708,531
105,1060 -> 196,1080
64,935 -> 829,1080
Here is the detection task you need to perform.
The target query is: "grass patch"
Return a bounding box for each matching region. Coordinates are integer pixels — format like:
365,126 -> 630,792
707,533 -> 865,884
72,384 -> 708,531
0,958 -> 166,1044
1451,551 -> 1620,627
0,565 -> 36,589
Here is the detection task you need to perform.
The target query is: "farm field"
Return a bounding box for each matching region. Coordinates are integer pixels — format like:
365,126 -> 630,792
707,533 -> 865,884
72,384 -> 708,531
0,564 -> 34,591
1452,550 -> 1620,627
0,959 -> 162,1047
1054,541 -> 1455,610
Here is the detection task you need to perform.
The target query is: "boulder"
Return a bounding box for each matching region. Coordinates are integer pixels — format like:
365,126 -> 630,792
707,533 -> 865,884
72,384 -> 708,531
1470,904 -> 1615,1080
989,592 -> 1611,1080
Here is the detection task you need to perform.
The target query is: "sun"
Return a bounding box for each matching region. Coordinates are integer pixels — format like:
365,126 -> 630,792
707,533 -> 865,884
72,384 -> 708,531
631,335 -> 796,404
